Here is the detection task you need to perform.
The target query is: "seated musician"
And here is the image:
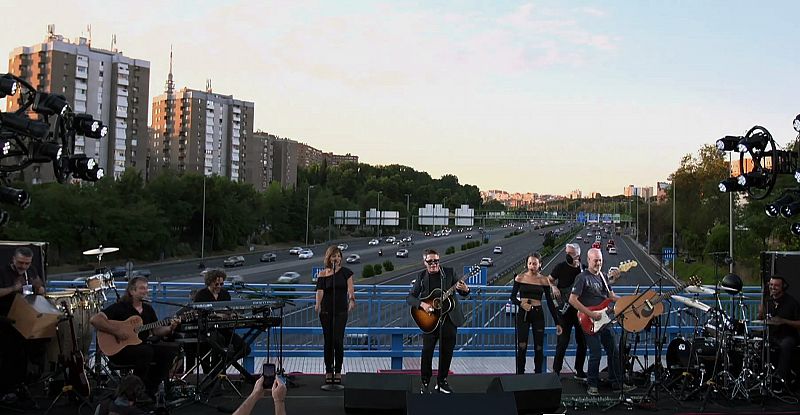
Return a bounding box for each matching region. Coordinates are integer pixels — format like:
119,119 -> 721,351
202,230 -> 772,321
90,276 -> 179,397
0,247 -> 45,400
190,269 -> 251,369
758,275 -> 800,391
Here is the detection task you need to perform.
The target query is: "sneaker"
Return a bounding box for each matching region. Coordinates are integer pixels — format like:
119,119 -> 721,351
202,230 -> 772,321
434,379 -> 453,394
574,372 -> 588,382
420,379 -> 429,394
612,383 -> 637,392
587,386 -> 600,396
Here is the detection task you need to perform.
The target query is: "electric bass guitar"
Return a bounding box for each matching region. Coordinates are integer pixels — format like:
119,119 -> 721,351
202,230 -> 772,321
97,311 -> 196,356
555,261 -> 638,315
410,266 -> 480,334
615,276 -> 701,333
61,300 -> 91,397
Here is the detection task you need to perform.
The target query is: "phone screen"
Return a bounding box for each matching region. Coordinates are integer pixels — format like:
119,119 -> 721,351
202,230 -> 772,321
262,363 -> 276,385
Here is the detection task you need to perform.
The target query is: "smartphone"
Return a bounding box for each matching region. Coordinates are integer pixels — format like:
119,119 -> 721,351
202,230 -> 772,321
276,374 -> 286,385
262,363 -> 276,385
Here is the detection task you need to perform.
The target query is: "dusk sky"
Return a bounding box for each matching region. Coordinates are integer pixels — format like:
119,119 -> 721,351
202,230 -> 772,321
2,1 -> 799,195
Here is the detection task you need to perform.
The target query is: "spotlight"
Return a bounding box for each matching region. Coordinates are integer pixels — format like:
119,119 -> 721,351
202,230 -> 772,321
0,186 -> 30,209
73,114 -> 107,138
68,154 -> 102,181
766,193 -> 795,217
0,140 -> 11,156
719,177 -> 745,193
716,136 -> 741,152
737,133 -> 769,153
796,168 -> 800,184
0,74 -> 17,98
0,112 -> 49,138
780,201 -> 800,218
794,114 -> 800,133
32,92 -> 69,116
30,141 -> 62,162
737,171 -> 769,188
792,222 -> 800,236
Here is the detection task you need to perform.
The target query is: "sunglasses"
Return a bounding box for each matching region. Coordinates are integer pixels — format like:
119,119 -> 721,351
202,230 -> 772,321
213,282 -> 224,287
425,259 -> 440,265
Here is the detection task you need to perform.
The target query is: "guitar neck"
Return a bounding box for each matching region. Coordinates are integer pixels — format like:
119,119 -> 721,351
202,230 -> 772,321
138,318 -> 173,333
652,283 -> 687,306
441,267 -> 478,298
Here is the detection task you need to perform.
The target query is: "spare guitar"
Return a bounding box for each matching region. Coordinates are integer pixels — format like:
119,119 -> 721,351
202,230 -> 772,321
555,260 -> 638,316
97,311 -> 196,356
410,266 -> 480,334
61,300 -> 90,397
615,276 -> 701,333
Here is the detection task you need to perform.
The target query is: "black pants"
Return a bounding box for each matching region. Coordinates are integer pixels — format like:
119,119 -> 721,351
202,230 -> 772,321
319,311 -> 348,374
421,319 -> 457,382
515,306 -> 546,374
771,335 -> 798,382
0,321 -> 27,393
110,342 -> 179,394
553,307 -> 587,375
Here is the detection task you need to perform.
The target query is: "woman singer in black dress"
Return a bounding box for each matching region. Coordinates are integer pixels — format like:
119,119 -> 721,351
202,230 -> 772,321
315,245 -> 355,384
510,252 -> 562,374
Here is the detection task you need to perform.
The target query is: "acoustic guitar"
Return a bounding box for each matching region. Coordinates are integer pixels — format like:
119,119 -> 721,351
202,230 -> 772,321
615,276 -> 701,333
97,311 -> 195,356
410,266 -> 480,334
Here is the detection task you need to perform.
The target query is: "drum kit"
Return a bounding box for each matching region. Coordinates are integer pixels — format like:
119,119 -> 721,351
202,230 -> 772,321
662,277 -> 788,403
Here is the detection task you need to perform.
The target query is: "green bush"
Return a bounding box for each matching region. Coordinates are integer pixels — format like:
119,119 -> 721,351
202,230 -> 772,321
383,261 -> 394,271
363,264 -> 375,278
446,246 -> 456,255
460,244 -> 467,251
373,263 -> 383,274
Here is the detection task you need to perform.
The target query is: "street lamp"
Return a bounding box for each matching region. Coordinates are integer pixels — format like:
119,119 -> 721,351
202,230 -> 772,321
376,191 -> 383,237
200,174 -> 207,268
405,193 -> 411,232
305,185 -> 316,245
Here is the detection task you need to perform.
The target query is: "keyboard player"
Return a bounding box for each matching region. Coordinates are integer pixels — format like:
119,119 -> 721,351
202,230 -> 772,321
189,269 -> 251,371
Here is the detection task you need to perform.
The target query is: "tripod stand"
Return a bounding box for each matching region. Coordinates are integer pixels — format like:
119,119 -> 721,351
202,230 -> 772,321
637,309 -> 681,407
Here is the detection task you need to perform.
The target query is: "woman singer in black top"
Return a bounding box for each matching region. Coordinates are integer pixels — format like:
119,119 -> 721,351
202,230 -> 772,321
315,245 -> 355,385
510,252 -> 561,374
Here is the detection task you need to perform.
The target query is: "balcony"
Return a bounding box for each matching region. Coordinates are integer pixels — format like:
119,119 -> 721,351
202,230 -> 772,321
117,75 -> 129,86
75,66 -> 88,80
206,101 -> 214,110
116,87 -> 128,97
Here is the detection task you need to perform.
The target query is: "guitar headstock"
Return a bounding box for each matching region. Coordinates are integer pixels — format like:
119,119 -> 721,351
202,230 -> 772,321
618,260 -> 638,273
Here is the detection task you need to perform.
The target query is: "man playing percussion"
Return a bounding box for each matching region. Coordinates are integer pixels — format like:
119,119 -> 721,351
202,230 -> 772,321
758,275 -> 800,391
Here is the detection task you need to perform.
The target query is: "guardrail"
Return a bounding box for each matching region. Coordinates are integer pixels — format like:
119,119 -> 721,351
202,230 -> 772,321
48,281 -> 765,371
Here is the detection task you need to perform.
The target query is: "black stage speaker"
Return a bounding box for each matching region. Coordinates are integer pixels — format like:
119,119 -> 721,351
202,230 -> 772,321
761,251 -> 800,301
406,392 -> 517,415
344,373 -> 411,413
0,241 -> 48,282
487,373 -> 562,414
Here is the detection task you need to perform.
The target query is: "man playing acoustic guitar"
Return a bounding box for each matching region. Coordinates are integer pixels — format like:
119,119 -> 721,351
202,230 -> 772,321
406,249 -> 470,394
568,248 -> 634,396
90,276 -> 180,397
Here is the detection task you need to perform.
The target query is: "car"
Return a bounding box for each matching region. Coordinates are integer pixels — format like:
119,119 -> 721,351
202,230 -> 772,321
298,249 -> 314,259
402,236 -> 412,243
608,246 -> 618,255
480,257 -> 494,267
396,249 -> 409,258
337,243 -> 349,251
223,256 -> 245,267
276,271 -> 301,284
288,247 -> 303,255
423,231 -> 432,236
345,254 -> 361,264
433,231 -> 442,237
465,234 -> 473,239
385,236 -> 396,243
576,236 -> 583,240
260,252 -> 277,262
493,246 -> 503,254
505,301 -> 518,314
368,239 -> 379,246
592,242 -> 601,249
110,266 -> 128,279
584,238 -> 591,244
595,235 -> 602,242
227,275 -> 244,285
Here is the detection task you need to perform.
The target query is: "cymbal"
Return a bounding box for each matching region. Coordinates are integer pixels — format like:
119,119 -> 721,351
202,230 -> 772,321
83,246 -> 119,256
672,295 -> 711,312
684,285 -> 716,295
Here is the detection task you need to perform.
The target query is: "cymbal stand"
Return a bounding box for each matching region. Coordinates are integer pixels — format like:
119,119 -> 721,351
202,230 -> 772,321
728,294 -> 757,400
637,281 -> 681,407
698,289 -> 735,411
668,307 -> 701,400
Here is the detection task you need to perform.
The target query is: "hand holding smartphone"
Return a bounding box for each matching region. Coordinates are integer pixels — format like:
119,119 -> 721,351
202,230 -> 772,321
262,363 -> 276,386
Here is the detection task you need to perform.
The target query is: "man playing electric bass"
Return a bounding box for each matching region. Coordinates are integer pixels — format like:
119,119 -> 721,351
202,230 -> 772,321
568,248 -> 633,396
406,249 -> 470,394
90,276 -> 180,398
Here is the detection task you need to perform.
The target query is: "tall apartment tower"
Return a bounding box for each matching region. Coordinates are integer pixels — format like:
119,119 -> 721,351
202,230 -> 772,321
6,25 -> 150,182
150,59 -> 254,180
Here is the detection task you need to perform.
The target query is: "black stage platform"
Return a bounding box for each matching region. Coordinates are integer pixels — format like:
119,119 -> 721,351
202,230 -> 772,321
17,373 -> 800,415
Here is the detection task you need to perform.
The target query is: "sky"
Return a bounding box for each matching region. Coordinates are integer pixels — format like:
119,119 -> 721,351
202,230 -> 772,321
1,0 -> 799,196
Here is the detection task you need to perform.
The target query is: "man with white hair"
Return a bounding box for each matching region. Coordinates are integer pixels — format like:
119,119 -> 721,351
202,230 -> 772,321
551,243 -> 587,380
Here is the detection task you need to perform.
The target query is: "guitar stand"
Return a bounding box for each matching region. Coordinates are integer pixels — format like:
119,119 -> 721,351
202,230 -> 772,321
637,316 -> 682,408
45,383 -> 92,414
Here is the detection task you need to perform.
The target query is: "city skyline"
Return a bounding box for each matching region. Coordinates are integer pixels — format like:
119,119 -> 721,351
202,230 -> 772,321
2,1 -> 799,195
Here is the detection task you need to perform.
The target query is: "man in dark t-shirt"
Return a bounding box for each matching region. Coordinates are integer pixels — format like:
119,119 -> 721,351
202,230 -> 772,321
758,276 -> 800,387
551,243 -> 587,380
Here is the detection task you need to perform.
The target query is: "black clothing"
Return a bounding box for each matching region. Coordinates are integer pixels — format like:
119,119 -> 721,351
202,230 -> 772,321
316,267 -> 353,374
551,260 -> 587,376
571,270 -> 611,308
515,305 -> 546,373
0,265 -> 45,393
766,293 -> 800,341
193,287 -> 232,302
316,267 -> 354,313
509,281 -> 559,321
101,301 -> 177,394
407,267 -> 469,382
0,264 -> 43,316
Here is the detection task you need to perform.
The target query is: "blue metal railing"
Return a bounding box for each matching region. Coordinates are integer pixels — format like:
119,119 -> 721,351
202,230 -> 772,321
48,281 -> 765,371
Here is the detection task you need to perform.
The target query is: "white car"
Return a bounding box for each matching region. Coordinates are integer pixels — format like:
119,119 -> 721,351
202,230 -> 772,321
396,249 -> 409,258
337,243 -> 349,251
493,246 -> 503,254
298,249 -> 314,259
576,236 -> 583,240
480,257 -> 494,267
276,271 -> 301,284
368,239 -> 379,246
385,236 -> 396,243
608,246 -> 618,255
345,254 -> 361,264
288,247 -> 303,255
402,236 -> 412,243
